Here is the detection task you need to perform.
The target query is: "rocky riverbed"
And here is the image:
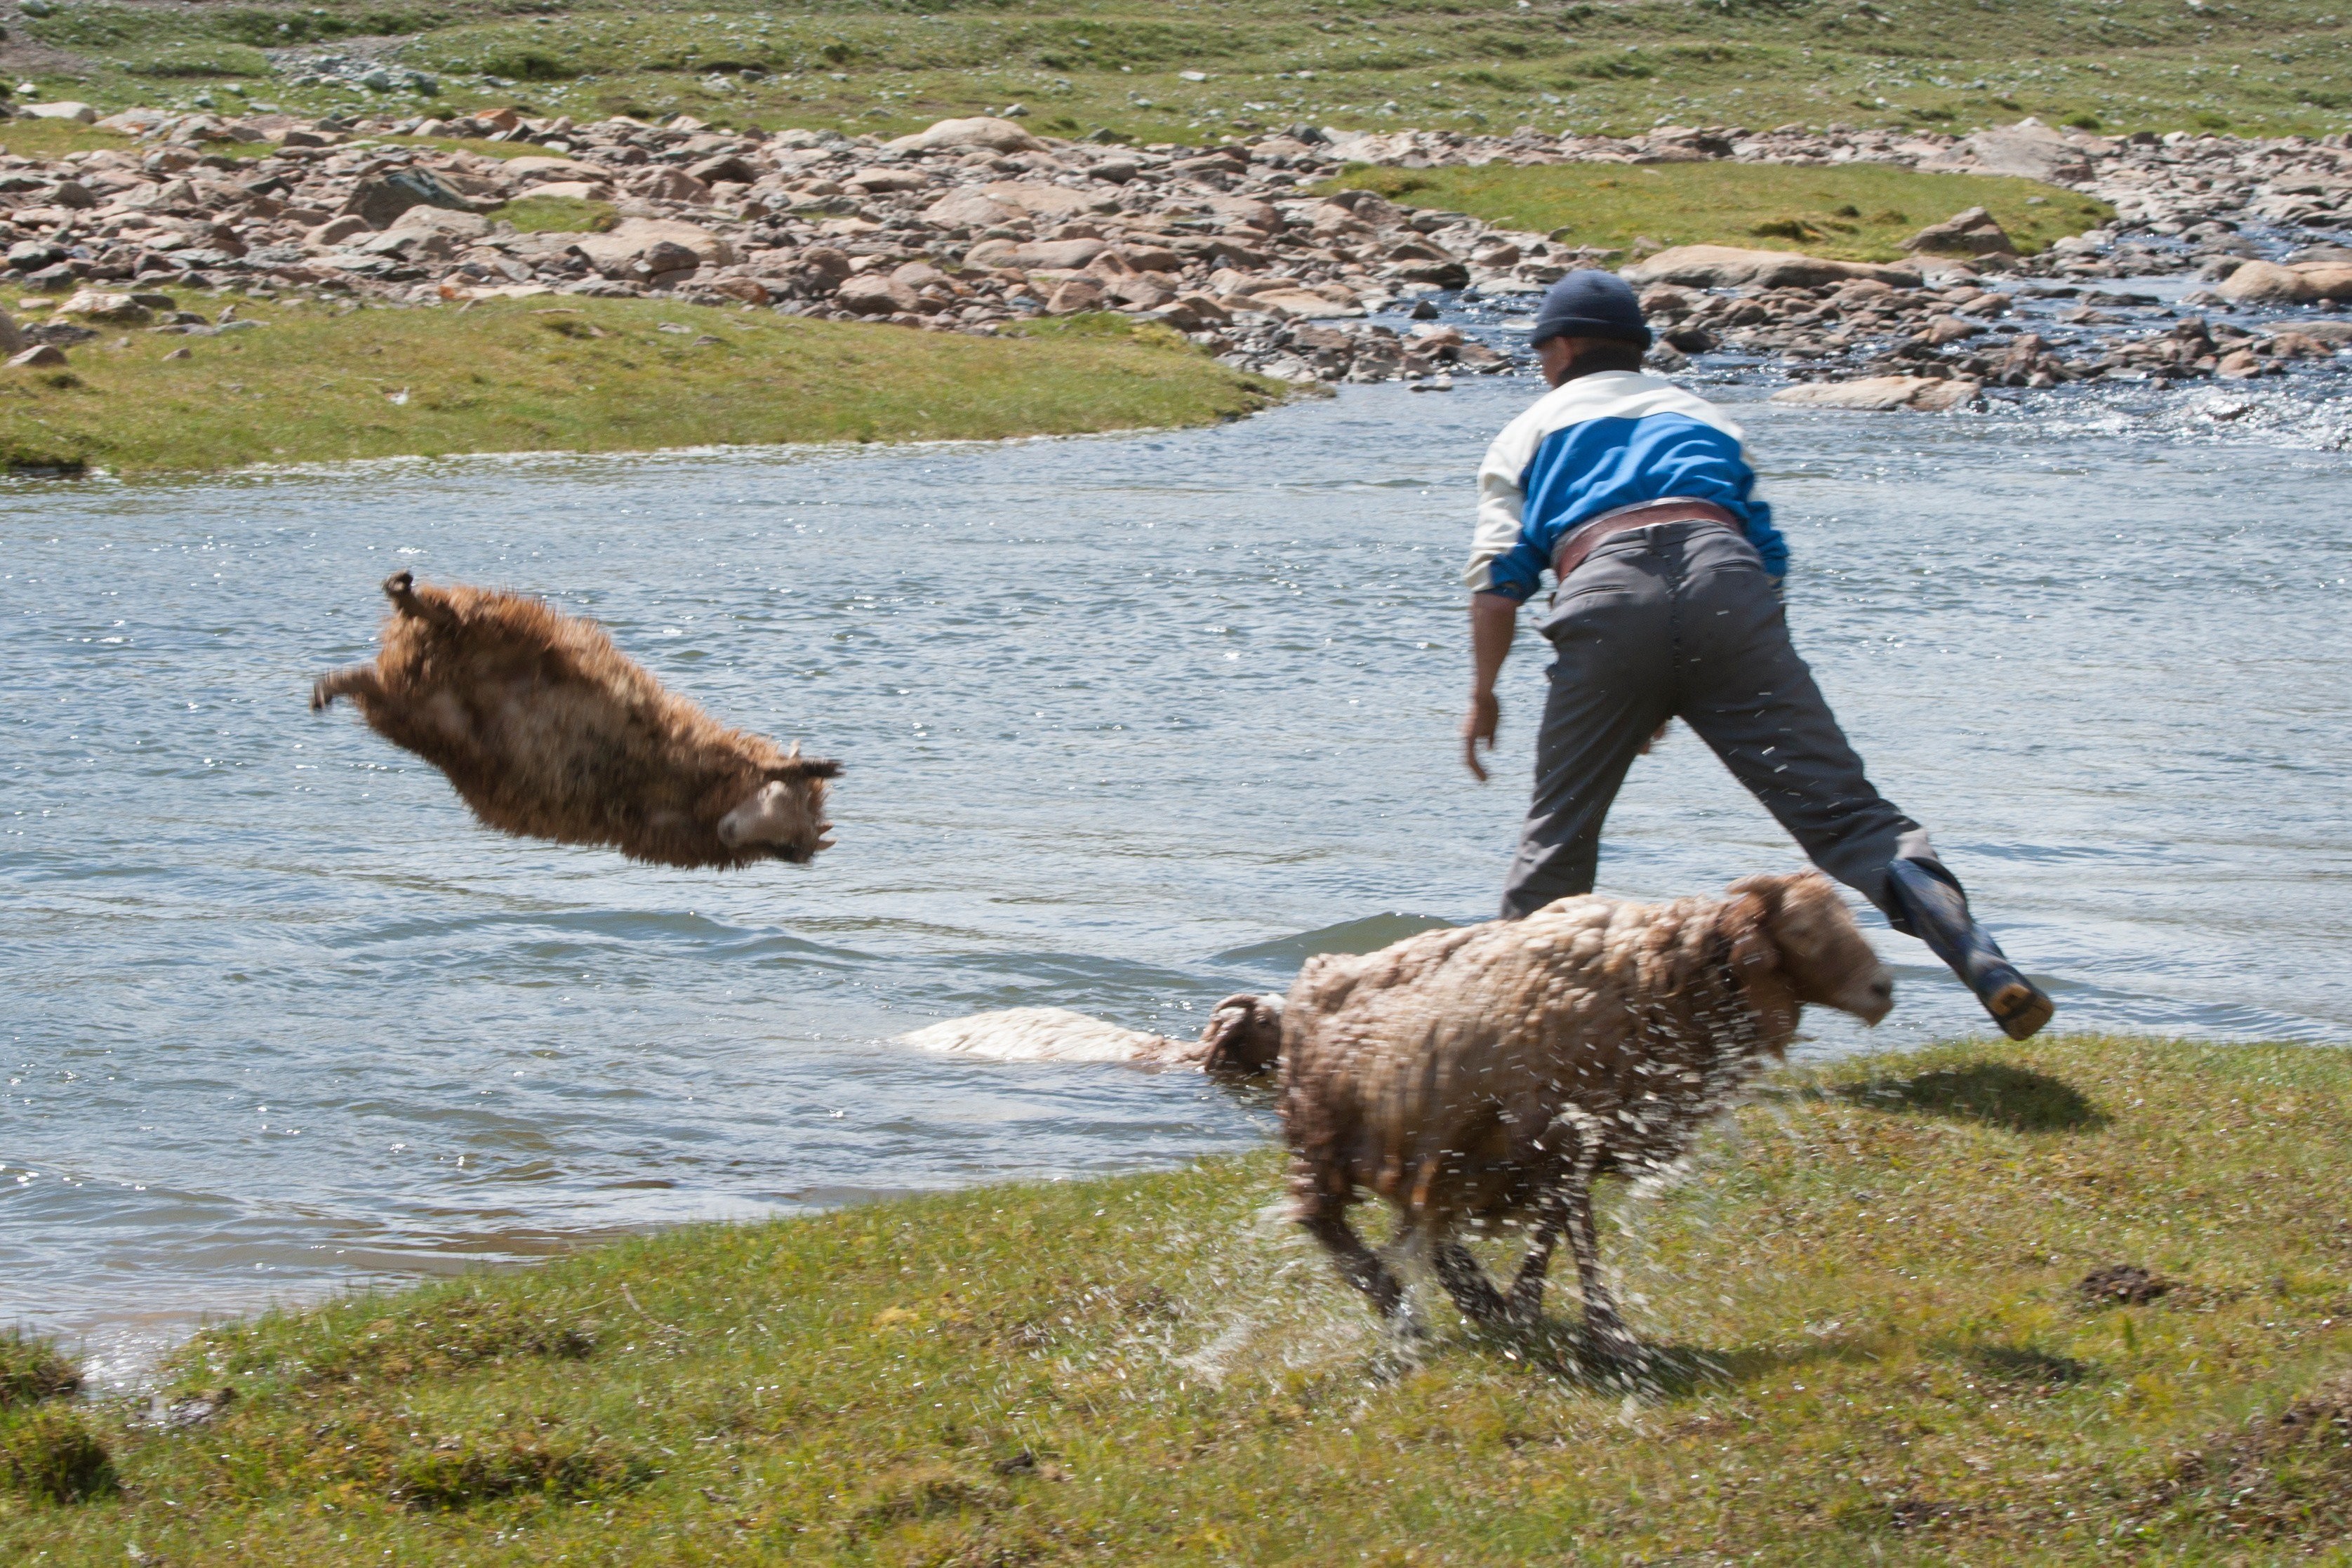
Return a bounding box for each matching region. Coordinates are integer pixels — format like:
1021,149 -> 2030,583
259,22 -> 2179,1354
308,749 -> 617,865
4,99 -> 2351,401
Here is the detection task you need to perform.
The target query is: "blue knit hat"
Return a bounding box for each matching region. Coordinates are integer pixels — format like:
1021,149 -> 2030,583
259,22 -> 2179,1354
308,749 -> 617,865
1527,270 -> 1652,351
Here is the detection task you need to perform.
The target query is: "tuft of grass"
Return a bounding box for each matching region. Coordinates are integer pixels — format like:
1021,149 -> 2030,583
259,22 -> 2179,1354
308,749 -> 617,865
0,1409 -> 117,1506
0,1335 -> 81,1413
1321,161 -> 2116,264
387,1430 -> 653,1510
486,193 -> 617,233
282,1294 -> 599,1388
0,295 -> 1285,477
0,122 -> 135,159
8,1036 -> 2352,1559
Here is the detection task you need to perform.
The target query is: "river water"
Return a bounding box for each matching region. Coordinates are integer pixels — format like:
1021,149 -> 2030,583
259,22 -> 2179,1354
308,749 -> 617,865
6,373 -> 2349,1386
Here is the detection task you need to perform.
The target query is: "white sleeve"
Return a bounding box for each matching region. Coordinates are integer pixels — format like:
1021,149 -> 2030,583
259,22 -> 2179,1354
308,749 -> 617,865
1464,433 -> 1529,592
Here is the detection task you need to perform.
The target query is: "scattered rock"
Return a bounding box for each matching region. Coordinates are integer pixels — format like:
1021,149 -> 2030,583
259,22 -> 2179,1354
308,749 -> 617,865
0,103 -> 2313,394
21,101 -> 96,124
8,344 -> 69,367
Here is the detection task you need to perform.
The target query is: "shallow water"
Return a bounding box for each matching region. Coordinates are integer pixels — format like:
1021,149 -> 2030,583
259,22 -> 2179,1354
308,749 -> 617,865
5,375 -> 2348,1385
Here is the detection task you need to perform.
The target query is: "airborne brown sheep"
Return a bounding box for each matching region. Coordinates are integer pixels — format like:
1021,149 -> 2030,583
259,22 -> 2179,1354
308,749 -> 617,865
1277,872 -> 1892,1343
312,571 -> 840,869
898,995 -> 1284,1076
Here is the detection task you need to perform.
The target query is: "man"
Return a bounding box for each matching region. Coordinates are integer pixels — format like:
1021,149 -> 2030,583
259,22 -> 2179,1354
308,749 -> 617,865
1461,271 -> 2052,1039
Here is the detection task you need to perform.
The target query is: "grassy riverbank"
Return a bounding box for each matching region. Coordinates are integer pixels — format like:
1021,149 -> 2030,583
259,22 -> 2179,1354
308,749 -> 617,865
10,0 -> 2352,143
1325,161 -> 2118,264
8,1035 -> 2352,1563
0,296 -> 1284,477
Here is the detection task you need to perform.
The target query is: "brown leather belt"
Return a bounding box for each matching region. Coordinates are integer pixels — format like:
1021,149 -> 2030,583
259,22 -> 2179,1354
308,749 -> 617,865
1550,498 -> 1741,583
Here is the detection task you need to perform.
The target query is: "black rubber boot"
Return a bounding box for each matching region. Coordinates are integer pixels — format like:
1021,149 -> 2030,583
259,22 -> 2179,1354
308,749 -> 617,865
1885,859 -> 2054,1041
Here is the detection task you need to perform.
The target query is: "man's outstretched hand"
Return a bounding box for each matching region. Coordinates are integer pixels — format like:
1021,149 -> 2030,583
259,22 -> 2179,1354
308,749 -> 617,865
1463,689 -> 1499,782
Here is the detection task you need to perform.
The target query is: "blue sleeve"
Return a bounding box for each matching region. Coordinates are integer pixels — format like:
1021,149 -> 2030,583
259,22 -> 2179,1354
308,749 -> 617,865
1482,538 -> 1547,602
1736,492 -> 1787,578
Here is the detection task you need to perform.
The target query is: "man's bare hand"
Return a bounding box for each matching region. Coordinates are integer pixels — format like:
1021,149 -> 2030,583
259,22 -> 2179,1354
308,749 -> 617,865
1463,690 -> 1500,782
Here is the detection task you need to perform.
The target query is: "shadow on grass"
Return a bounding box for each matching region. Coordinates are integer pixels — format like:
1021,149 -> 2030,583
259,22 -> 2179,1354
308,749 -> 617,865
1833,1062 -> 2108,1133
1460,1317 -> 1889,1398
1965,1341 -> 2097,1386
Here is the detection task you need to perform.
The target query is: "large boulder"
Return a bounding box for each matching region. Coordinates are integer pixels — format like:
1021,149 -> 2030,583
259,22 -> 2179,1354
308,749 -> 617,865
964,237 -> 1107,270
886,115 -> 1046,155
497,156 -> 613,190
1044,276 -> 1106,314
836,274 -> 920,315
1918,119 -> 2092,184
1771,376 -> 1979,412
978,180 -> 1096,222
1621,246 -> 1920,290
2217,260 -> 2352,305
22,101 -> 96,124
1903,206 -> 2017,257
385,206 -> 491,241
340,168 -> 474,230
630,167 -> 712,205
1238,287 -> 1361,320
569,218 -> 733,279
55,288 -> 152,325
922,189 -> 1022,230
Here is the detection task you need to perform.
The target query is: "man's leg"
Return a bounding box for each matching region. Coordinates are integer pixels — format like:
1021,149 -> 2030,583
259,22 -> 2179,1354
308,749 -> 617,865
1500,551 -> 1675,919
1670,533 -> 2053,1038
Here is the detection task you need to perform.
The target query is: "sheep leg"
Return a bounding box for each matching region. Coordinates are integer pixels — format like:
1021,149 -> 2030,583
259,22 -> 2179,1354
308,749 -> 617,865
1560,1175 -> 1631,1348
310,665 -> 383,712
1298,1209 -> 1406,1320
1504,1201 -> 1567,1327
1431,1233 -> 1510,1327
381,570 -> 455,627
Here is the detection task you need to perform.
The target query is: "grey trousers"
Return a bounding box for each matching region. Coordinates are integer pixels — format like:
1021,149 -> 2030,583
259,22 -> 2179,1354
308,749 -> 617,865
1500,521 -> 1935,922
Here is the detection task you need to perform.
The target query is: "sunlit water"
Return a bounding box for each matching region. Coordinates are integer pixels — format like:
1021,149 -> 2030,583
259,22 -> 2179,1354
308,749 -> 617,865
5,373 -> 2348,1386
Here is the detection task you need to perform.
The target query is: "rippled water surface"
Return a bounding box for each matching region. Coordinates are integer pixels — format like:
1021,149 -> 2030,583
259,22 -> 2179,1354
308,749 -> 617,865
6,377 -> 2348,1384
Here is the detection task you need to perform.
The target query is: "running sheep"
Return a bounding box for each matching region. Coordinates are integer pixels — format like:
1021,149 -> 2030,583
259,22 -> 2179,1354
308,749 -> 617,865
1277,872 -> 1892,1343
312,571 -> 840,869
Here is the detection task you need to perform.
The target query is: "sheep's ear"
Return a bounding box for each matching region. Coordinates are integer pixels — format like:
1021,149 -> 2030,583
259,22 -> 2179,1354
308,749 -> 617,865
1726,871 -> 1797,908
1199,994 -> 1280,1074
1725,893 -> 1780,975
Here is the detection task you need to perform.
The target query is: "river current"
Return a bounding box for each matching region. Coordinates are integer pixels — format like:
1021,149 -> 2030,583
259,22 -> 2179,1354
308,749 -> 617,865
6,373 -> 2348,1386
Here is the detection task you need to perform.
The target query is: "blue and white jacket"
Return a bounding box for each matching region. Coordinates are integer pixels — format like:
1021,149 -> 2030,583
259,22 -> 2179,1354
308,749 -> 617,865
1465,370 -> 1786,601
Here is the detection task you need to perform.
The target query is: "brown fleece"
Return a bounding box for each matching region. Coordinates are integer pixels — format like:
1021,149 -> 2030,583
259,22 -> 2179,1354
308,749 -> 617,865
312,571 -> 839,870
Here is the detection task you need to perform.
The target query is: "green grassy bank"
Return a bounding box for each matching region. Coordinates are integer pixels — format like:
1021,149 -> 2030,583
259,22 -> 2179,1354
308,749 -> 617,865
8,1036 -> 2352,1564
11,0 -> 2352,145
1326,161 -> 2118,264
0,297 -> 1283,477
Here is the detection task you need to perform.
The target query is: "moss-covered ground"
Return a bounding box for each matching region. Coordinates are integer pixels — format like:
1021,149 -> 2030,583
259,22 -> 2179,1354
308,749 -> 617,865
0,295 -> 1284,477
7,0 -> 2352,147
7,1035 -> 2352,1563
1326,160 -> 2118,263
